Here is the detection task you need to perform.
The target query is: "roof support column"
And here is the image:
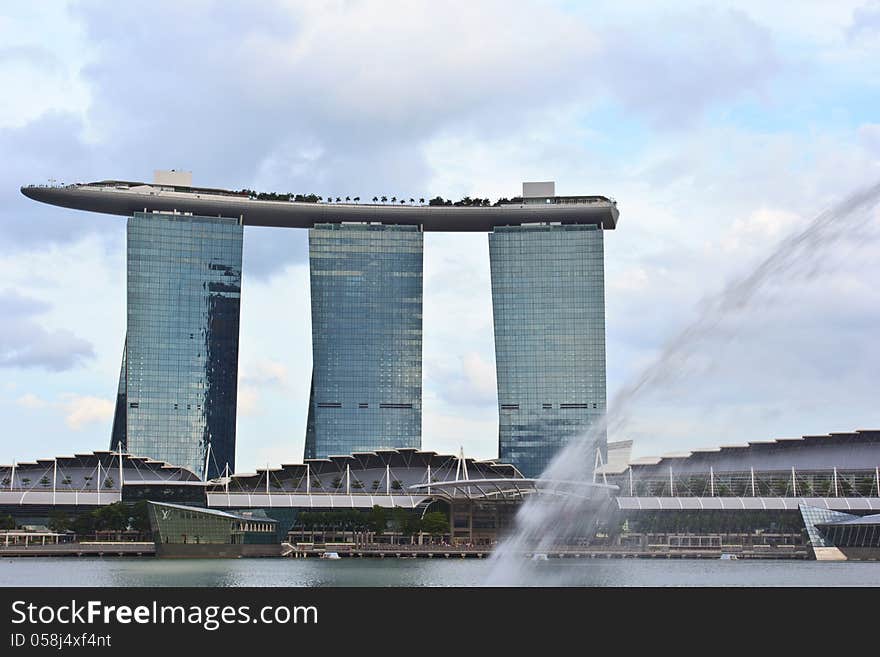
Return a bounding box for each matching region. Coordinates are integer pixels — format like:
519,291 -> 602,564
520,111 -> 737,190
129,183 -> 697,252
791,467 -> 797,497
52,458 -> 57,505
750,467 -> 756,497
833,467 -> 839,497
876,466 -> 879,497
710,467 -> 714,497
306,464 -> 310,495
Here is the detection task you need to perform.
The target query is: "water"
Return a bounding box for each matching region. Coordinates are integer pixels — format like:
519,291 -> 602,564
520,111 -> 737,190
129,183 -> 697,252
488,180 -> 880,584
1,558 -> 880,587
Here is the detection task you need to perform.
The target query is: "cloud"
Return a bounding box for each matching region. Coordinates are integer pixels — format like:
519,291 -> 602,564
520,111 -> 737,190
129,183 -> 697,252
848,1 -> 880,39
860,123 -> 880,154
237,358 -> 291,418
60,394 -> 114,430
15,393 -> 49,410
0,289 -> 96,371
428,351 -> 497,408
15,392 -> 113,430
599,7 -> 781,128
240,358 -> 289,388
237,386 -> 261,417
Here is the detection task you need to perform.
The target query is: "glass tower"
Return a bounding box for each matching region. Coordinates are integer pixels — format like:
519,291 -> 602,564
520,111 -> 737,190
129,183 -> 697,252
305,223 -> 423,459
110,211 -> 243,479
489,223 -> 607,477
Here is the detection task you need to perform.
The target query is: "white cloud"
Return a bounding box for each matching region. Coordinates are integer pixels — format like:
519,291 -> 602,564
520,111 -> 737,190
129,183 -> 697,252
14,392 -> 114,430
60,394 -> 113,430
15,393 -> 49,409
237,386 -> 261,417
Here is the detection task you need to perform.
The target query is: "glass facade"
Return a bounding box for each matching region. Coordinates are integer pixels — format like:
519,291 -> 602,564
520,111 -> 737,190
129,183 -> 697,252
489,224 -> 607,477
111,212 -> 243,479
305,223 -> 423,459
148,503 -> 277,545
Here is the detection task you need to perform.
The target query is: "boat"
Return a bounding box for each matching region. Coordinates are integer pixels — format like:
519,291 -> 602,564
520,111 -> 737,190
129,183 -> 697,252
719,553 -> 739,560
531,553 -> 549,561
321,551 -> 341,560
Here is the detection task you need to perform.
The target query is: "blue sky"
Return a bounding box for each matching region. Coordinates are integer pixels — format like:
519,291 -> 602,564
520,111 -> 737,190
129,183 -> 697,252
1,1 -> 879,472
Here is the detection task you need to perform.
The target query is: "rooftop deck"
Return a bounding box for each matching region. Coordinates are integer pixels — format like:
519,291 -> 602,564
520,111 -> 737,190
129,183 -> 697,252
21,181 -> 619,231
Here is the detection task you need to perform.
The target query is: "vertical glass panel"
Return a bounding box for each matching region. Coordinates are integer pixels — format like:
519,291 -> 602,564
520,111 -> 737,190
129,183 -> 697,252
123,212 -> 243,479
489,224 -> 607,477
305,223 -> 423,459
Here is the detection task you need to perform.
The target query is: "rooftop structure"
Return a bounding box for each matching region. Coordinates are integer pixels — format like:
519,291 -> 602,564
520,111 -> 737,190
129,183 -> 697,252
597,429 -> 880,513
21,180 -> 618,231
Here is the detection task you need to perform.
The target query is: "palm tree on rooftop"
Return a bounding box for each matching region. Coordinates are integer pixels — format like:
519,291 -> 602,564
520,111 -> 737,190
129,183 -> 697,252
345,196 -> 351,202
419,198 -> 425,204
409,198 -> 414,204
373,196 -> 378,203
354,196 -> 360,202
381,196 -> 387,203
391,196 -> 397,203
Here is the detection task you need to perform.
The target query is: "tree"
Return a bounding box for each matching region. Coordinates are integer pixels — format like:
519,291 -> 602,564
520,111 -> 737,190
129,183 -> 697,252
0,514 -> 15,530
418,198 -> 425,204
353,196 -> 360,202
129,501 -> 150,533
48,510 -> 71,532
391,507 -> 410,538
367,505 -> 387,534
39,475 -> 51,488
381,196 -> 387,203
421,512 -> 448,537
93,502 -> 128,531
409,198 -> 415,204
345,196 -> 351,202
372,196 -> 379,203
391,480 -> 403,491
72,511 -> 95,536
335,197 -> 341,203
331,477 -> 342,490
21,477 -> 31,487
390,196 -> 397,203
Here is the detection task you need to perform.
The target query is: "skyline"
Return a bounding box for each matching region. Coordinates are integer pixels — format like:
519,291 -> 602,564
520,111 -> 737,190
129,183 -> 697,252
2,1 -> 880,473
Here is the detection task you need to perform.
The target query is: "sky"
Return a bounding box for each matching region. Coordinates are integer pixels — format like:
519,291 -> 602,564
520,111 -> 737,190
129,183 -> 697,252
1,0 -> 879,472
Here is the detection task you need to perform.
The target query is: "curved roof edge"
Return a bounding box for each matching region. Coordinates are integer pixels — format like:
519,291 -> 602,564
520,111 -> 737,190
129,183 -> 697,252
620,429 -> 880,472
21,183 -> 619,232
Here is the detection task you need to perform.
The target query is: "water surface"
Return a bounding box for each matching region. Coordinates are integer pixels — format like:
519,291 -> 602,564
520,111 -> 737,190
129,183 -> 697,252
1,558 -> 879,587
